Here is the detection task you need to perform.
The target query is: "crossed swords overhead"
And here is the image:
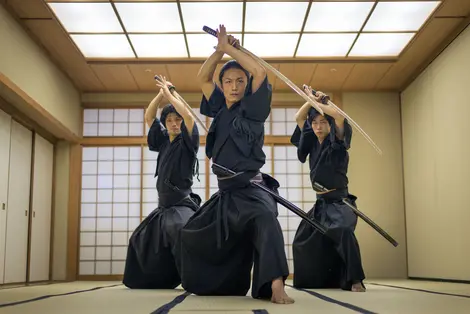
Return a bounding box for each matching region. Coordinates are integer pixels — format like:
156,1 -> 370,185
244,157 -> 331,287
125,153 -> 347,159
152,25 -> 398,248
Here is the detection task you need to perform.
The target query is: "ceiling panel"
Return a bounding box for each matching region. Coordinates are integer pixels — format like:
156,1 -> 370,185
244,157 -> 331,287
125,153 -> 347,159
4,0 -> 467,94
7,0 -> 53,19
309,64 -> 355,91
38,0 -> 442,59
128,64 -> 170,92
274,63 -> 317,91
22,19 -> 104,91
166,64 -> 203,92
376,17 -> 463,90
89,65 -> 139,92
341,63 -> 394,91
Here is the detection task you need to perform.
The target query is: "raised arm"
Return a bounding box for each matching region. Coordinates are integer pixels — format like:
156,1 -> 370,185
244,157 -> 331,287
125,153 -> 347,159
304,86 -> 345,141
295,102 -> 312,129
144,90 -> 165,128
216,25 -> 266,93
155,76 -> 195,135
197,50 -> 224,100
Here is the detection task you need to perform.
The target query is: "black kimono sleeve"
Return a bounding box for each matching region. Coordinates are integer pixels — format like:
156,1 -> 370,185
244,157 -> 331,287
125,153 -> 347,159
240,76 -> 272,122
147,118 -> 168,152
290,120 -> 316,163
331,119 -> 353,150
181,122 -> 200,155
200,84 -> 225,118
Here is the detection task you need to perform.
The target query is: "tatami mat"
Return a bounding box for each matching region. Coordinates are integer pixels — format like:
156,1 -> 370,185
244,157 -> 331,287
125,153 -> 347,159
1,280 -> 469,314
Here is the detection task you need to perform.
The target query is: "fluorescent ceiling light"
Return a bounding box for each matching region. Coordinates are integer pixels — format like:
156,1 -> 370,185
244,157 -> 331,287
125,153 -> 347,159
349,33 -> 415,57
186,34 -> 240,58
364,1 -> 441,31
245,2 -> 309,32
180,2 -> 243,32
114,3 -> 182,33
129,34 -> 188,58
243,34 -> 300,57
48,3 -> 123,33
70,35 -> 135,58
296,34 -> 357,57
304,2 -> 374,32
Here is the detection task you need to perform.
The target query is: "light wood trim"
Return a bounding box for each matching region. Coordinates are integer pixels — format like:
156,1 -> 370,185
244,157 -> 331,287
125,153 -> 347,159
0,73 -> 79,143
81,92 -> 321,108
49,143 -> 57,281
0,96 -> 57,144
401,15 -> 470,91
87,58 -> 397,65
80,136 -> 290,146
78,275 -> 123,281
66,144 -> 82,281
25,132 -> 36,283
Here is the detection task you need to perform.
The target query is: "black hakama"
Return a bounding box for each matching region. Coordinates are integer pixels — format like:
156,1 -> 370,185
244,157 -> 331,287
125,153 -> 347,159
178,77 -> 289,299
290,116 -> 366,290
122,119 -> 200,289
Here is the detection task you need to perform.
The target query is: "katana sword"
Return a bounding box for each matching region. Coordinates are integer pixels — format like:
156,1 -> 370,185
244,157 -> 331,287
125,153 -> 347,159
202,25 -> 324,116
312,182 -> 399,247
154,75 -> 209,133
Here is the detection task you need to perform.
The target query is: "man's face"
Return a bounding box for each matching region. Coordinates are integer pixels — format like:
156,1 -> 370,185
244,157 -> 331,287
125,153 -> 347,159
311,115 -> 331,140
221,68 -> 248,105
165,113 -> 183,136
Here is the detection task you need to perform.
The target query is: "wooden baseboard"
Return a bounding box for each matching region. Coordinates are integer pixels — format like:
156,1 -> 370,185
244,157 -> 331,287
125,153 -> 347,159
409,277 -> 470,284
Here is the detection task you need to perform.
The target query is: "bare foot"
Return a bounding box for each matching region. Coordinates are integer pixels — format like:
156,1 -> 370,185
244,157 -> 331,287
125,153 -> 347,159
271,278 -> 295,304
351,282 -> 366,292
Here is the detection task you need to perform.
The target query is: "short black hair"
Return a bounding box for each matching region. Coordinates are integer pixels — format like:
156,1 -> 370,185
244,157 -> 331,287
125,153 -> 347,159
160,104 -> 182,128
218,60 -> 250,85
307,107 -> 333,125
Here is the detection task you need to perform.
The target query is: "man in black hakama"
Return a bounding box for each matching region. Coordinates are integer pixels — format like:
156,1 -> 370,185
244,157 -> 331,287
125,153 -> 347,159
123,79 -> 201,289
178,25 -> 294,304
290,86 -> 366,292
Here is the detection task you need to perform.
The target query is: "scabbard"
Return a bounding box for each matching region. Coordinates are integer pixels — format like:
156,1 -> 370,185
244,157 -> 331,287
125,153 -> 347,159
313,182 -> 399,247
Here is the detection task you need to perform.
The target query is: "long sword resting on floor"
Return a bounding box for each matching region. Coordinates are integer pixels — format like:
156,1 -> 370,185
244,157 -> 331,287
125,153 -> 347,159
154,75 -> 209,133
211,162 -> 328,236
312,182 -> 399,247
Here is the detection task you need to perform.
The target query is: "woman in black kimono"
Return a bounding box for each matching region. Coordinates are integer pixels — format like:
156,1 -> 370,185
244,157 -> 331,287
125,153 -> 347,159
178,25 -> 293,304
290,86 -> 366,292
123,78 -> 201,289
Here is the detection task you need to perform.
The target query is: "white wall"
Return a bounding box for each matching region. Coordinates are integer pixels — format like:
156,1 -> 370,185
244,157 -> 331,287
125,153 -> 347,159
401,25 -> 470,281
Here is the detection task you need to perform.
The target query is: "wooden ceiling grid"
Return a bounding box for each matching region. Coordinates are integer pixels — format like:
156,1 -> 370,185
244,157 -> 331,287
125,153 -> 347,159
2,0 -> 470,99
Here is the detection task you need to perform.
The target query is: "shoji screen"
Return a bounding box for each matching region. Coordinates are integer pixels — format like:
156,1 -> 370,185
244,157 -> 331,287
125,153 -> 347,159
80,108 -> 207,277
83,109 -> 145,137
273,145 -> 315,273
270,108 -> 315,274
80,146 -> 142,276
